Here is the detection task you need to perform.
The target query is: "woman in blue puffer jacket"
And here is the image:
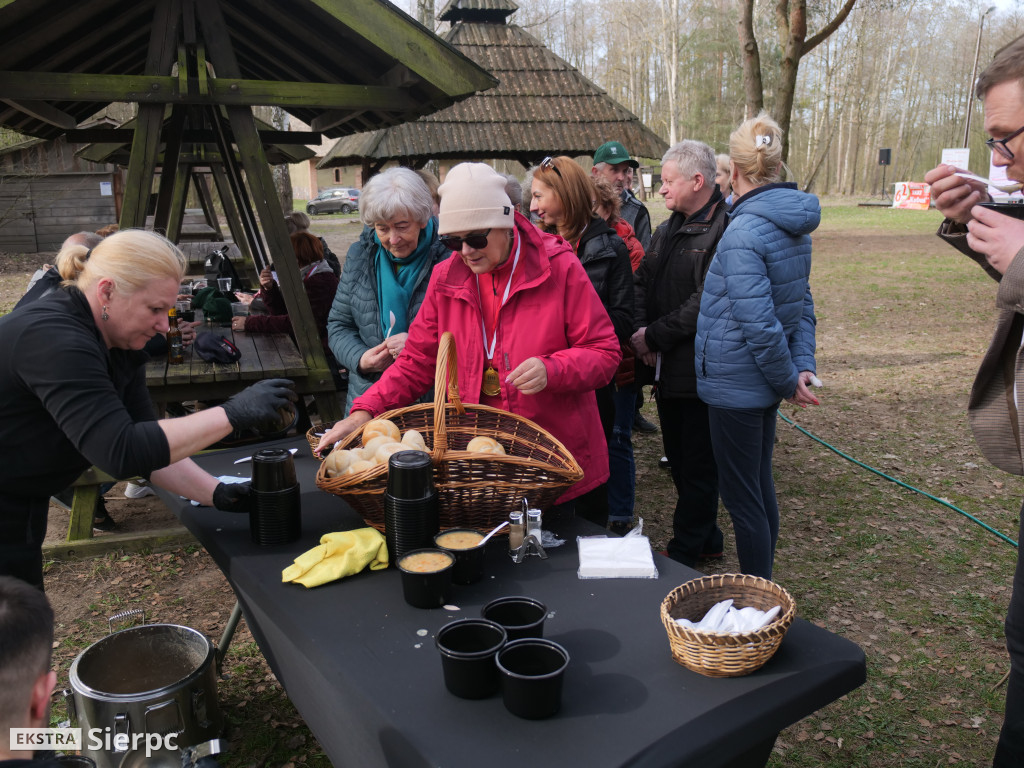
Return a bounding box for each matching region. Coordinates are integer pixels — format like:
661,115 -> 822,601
695,113 -> 820,579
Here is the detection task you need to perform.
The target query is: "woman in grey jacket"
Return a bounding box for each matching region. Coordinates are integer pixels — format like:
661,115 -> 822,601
695,114 -> 820,579
327,168 -> 449,414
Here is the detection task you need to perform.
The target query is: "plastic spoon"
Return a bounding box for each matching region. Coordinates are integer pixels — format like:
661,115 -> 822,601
478,520 -> 510,545
955,171 -> 1024,193
385,310 -> 396,340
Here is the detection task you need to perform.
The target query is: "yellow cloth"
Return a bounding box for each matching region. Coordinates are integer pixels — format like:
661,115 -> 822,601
281,528 -> 389,588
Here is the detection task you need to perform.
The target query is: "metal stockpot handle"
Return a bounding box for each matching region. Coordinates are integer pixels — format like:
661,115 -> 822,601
107,608 -> 146,634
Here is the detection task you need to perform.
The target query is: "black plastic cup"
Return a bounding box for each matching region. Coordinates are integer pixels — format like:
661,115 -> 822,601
385,491 -> 439,561
434,528 -> 487,585
482,596 -> 548,640
979,201 -> 1024,220
250,485 -> 301,546
435,618 -> 508,699
251,448 -> 298,492
387,450 -> 434,499
397,548 -> 454,608
496,638 -> 570,719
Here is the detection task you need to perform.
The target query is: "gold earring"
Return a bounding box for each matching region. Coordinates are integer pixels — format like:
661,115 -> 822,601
102,306 -> 109,321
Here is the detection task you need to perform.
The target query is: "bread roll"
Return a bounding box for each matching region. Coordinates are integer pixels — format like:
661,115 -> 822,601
466,436 -> 506,455
323,449 -> 355,478
375,442 -> 408,465
345,459 -> 376,476
401,429 -> 428,451
363,418 -> 401,443
363,434 -> 398,457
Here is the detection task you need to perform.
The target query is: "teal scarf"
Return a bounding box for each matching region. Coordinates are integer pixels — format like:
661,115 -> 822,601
375,217 -> 436,338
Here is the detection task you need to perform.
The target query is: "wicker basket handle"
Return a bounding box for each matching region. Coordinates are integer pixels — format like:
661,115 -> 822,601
431,332 -> 464,461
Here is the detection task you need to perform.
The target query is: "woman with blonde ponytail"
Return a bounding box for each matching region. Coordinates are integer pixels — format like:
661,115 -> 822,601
694,113 -> 821,579
0,229 -> 297,589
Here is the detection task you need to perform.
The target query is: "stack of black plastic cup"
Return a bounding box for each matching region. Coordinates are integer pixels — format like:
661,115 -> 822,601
384,451 -> 438,562
250,448 -> 301,546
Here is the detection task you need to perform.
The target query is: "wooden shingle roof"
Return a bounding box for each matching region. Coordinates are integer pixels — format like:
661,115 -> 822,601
319,0 -> 667,168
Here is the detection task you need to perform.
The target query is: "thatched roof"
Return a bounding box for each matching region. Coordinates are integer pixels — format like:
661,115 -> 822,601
0,0 -> 497,141
318,0 -> 667,169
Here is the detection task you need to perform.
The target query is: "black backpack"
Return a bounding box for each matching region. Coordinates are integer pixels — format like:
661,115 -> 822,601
204,244 -> 248,291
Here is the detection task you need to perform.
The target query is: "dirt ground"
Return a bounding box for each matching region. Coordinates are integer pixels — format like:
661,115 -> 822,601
1,205 -> 1020,767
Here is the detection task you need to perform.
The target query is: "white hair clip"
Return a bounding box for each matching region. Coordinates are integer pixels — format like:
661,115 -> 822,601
756,135 -> 772,147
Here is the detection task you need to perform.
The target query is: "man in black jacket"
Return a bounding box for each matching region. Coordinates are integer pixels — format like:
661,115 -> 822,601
591,141 -> 651,252
631,140 -> 728,566
0,576 -> 64,767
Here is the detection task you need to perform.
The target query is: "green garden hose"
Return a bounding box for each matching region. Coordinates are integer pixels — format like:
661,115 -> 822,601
777,410 -> 1019,548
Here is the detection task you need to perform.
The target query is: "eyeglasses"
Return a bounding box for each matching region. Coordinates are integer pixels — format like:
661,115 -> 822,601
440,229 -> 492,251
986,124 -> 1024,160
540,156 -> 563,178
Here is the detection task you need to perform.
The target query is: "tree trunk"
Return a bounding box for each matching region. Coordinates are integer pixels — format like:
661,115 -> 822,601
738,0 -> 764,119
271,107 -> 293,213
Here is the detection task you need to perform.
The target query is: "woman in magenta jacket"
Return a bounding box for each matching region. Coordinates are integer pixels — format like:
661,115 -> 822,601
317,163 -> 620,505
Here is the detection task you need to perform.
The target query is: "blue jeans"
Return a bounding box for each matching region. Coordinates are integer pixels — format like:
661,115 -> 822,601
607,384 -> 637,523
995,499 -> 1024,766
708,405 -> 779,579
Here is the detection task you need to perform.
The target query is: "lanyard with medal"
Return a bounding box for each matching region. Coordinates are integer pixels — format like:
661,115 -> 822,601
478,234 -> 521,397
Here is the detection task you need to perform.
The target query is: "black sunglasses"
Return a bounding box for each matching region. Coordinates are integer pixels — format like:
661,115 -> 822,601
440,229 -> 492,251
540,156 -> 563,177
987,124 -> 1024,161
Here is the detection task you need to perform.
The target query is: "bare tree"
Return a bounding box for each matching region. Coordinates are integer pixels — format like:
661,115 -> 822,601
737,0 -> 858,160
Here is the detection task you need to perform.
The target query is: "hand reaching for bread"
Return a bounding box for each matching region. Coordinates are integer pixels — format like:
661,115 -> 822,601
315,410 -> 372,455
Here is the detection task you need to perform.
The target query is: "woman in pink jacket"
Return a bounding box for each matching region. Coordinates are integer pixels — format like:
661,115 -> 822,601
317,162 -> 620,505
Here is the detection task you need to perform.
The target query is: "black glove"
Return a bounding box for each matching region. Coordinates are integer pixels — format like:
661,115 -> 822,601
221,378 -> 297,433
213,481 -> 254,513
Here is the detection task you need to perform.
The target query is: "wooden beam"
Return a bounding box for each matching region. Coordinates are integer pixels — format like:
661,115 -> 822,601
0,72 -> 416,110
165,160 -> 192,243
0,98 -> 76,129
120,103 -> 164,228
193,172 -> 221,234
65,128 -> 323,144
208,106 -> 264,271
120,0 -> 179,229
46,527 -> 196,557
152,105 -> 188,234
210,164 -> 253,265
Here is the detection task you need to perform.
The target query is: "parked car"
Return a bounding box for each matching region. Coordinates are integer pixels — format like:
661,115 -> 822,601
307,187 -> 360,215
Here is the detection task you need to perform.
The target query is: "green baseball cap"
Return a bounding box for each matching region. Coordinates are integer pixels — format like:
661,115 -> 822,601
593,141 -> 639,168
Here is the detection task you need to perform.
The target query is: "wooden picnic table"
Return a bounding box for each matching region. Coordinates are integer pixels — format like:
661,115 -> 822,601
60,308 -> 337,544
145,311 -> 309,404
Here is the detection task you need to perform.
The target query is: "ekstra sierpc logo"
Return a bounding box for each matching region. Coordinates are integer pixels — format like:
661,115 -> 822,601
10,728 -> 178,755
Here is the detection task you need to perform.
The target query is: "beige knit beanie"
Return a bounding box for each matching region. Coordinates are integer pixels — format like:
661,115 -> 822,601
437,163 -> 514,235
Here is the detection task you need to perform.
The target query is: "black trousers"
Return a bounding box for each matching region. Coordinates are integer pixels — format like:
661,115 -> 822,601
0,494 -> 49,589
995,499 -> 1024,766
656,396 -> 721,567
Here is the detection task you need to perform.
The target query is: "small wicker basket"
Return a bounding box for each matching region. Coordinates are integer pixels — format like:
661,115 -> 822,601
315,332 -> 584,532
306,423 -> 335,461
659,574 -> 796,678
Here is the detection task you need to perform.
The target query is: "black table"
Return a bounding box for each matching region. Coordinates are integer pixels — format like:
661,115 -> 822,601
161,437 -> 865,768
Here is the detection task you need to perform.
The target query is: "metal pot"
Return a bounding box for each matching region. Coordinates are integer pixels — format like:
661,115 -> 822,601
68,623 -> 222,768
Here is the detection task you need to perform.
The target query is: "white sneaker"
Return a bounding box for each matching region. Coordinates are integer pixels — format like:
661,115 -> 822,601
124,482 -> 156,499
